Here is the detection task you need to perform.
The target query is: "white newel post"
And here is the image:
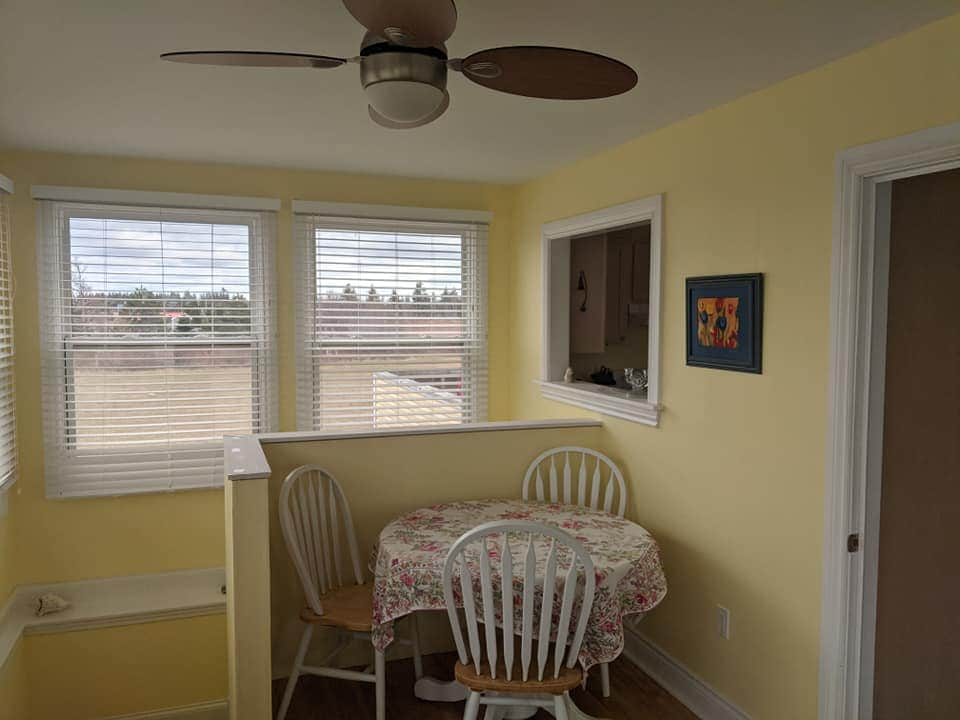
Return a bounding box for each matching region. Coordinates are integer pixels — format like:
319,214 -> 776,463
225,436 -> 274,720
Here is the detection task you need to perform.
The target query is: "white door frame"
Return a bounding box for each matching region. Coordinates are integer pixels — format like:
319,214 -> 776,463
819,121 -> 960,720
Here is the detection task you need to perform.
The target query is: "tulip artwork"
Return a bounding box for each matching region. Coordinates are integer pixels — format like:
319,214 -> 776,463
686,274 -> 763,373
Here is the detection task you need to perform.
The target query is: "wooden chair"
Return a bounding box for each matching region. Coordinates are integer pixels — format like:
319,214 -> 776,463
521,446 -> 626,698
277,465 -> 422,720
442,520 -> 597,720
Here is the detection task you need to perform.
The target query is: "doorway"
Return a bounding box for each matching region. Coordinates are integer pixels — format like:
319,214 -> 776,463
866,168 -> 960,718
820,122 -> 960,720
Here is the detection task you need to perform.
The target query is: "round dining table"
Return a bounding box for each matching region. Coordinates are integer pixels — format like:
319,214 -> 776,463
370,498 -> 668,719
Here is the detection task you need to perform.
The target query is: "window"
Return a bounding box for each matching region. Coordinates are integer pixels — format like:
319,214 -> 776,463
539,196 -> 662,426
0,175 -> 17,492
37,195 -> 277,497
294,204 -> 488,430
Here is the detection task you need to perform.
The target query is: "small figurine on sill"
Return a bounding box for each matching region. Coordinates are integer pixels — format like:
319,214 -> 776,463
35,592 -> 70,617
563,367 -> 575,383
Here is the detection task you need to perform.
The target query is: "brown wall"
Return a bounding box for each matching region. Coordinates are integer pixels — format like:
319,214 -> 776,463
873,168 -> 960,719
569,225 -> 651,380
569,233 -> 608,356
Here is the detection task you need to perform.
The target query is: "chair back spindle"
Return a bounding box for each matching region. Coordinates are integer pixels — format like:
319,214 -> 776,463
279,465 -> 364,616
522,447 -> 627,517
442,520 -> 596,684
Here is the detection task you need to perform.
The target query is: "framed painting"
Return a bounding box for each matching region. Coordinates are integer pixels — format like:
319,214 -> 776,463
685,273 -> 763,373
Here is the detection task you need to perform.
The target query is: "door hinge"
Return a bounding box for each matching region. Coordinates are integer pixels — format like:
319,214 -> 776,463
847,533 -> 860,553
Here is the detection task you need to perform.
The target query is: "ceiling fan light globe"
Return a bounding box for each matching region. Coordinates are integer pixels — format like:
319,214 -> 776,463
364,80 -> 445,123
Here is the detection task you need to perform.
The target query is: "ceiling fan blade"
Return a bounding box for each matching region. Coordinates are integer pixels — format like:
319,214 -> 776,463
343,0 -> 457,47
368,91 -> 450,129
160,51 -> 347,69
456,46 -> 637,100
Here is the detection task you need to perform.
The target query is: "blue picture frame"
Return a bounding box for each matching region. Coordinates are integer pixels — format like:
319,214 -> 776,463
685,273 -> 763,373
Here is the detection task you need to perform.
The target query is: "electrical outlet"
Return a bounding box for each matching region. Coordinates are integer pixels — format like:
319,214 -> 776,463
717,605 -> 731,639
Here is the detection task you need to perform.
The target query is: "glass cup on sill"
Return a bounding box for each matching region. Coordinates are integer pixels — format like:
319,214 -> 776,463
624,368 -> 648,398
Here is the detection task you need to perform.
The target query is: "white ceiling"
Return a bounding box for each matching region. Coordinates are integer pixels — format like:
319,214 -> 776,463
1,1 -> 957,182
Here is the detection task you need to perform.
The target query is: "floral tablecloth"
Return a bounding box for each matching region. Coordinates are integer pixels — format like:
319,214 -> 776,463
370,498 -> 667,671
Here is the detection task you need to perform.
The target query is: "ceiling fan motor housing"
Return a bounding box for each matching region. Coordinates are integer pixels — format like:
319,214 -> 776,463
360,34 -> 448,124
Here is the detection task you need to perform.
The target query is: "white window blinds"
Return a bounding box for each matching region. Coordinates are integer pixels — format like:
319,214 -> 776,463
0,178 -> 17,492
295,211 -> 488,430
37,199 -> 277,497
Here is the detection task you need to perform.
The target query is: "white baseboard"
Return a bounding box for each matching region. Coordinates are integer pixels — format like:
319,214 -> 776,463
622,628 -> 750,720
100,700 -> 228,720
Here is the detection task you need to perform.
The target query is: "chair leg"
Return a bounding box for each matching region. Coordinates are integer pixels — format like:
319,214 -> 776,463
375,649 -> 386,720
599,661 -> 611,698
463,691 -> 482,720
553,694 -> 570,720
277,624 -> 314,720
410,613 -> 424,680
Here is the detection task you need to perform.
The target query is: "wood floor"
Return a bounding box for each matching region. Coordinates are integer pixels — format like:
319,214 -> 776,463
272,652 -> 696,719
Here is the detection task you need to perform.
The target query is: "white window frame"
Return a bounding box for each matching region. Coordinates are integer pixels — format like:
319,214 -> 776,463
538,195 -> 662,426
0,174 -> 17,494
292,200 -> 491,431
34,187 -> 280,498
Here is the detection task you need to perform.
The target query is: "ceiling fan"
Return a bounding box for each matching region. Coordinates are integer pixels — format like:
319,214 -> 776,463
161,0 -> 638,129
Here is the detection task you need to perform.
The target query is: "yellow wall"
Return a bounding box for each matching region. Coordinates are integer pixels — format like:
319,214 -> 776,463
261,424 -> 603,674
0,153 -> 511,717
0,641 -> 28,720
22,615 -> 227,719
0,496 -> 14,602
0,150 -> 513,587
0,506 -> 17,720
506,13 -> 960,720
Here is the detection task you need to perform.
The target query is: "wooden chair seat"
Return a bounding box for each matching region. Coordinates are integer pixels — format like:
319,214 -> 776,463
299,582 -> 374,632
454,659 -> 583,695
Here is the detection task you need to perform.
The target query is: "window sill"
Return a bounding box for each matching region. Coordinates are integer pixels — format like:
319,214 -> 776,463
535,381 -> 660,427
46,482 -> 223,501
0,568 -> 226,670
